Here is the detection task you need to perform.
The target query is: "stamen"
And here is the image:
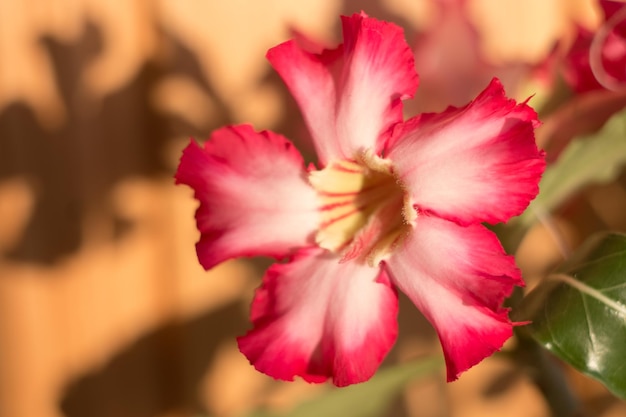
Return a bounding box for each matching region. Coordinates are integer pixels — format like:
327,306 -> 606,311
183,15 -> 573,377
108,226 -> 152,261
310,154 -> 414,264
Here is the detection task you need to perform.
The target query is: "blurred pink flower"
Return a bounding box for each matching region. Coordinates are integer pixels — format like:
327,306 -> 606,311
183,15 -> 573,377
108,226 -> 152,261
539,1 -> 626,162
176,13 -> 545,386
411,0 -> 531,112
564,0 -> 626,92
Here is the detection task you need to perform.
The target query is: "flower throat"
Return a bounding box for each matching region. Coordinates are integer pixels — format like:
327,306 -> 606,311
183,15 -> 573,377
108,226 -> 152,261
309,152 -> 414,266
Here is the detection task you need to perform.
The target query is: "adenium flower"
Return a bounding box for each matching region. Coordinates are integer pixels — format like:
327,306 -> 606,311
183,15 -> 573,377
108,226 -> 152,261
175,13 -> 545,386
543,1 -> 626,161
412,0 -> 530,112
563,0 -> 626,92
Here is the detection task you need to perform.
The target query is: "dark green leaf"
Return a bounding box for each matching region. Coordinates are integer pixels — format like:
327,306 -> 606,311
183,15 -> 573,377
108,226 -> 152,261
243,356 -> 442,417
515,232 -> 626,398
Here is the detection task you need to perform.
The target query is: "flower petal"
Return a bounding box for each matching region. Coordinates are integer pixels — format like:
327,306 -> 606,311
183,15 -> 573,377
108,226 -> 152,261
175,125 -> 319,269
335,13 -> 418,157
385,214 -> 521,381
238,247 -> 398,386
266,41 -> 341,164
267,13 -> 417,165
387,78 -> 545,225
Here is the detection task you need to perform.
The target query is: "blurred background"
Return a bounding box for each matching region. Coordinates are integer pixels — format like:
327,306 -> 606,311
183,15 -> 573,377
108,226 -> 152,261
1,0 -> 625,416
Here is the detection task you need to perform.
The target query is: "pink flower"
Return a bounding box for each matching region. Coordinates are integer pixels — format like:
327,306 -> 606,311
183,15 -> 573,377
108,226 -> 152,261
564,0 -> 626,92
175,13 -> 545,386
411,0 -> 530,112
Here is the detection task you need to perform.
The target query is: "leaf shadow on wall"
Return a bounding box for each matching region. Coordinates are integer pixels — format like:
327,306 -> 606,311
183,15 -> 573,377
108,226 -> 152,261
0,21 -> 232,265
341,0 -> 417,41
60,302 -> 249,417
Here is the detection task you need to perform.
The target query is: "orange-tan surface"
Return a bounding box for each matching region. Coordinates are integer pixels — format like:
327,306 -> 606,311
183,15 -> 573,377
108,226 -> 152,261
0,0 -> 625,417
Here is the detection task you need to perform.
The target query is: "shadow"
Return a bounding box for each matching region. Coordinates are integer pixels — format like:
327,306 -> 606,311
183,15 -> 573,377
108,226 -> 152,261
482,368 -> 523,398
164,31 -> 234,131
0,101 -> 85,262
341,0 -> 417,40
60,302 -> 249,417
384,293 -> 439,417
258,66 -> 318,163
583,392 -> 622,417
0,20 -> 234,265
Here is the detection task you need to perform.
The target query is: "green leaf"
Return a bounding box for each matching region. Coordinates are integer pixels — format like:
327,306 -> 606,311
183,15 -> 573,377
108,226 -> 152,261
517,108 -> 626,228
243,357 -> 442,417
515,232 -> 626,398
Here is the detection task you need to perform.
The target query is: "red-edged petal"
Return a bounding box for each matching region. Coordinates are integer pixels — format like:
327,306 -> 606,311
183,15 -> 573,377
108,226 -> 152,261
238,247 -> 398,387
335,13 -> 418,156
385,214 -> 522,381
387,79 -> 545,225
175,125 -> 319,269
267,13 -> 417,165
267,41 -> 341,164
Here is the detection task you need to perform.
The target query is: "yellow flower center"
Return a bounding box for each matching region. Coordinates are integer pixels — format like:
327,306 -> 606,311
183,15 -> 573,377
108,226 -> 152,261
309,151 -> 415,266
